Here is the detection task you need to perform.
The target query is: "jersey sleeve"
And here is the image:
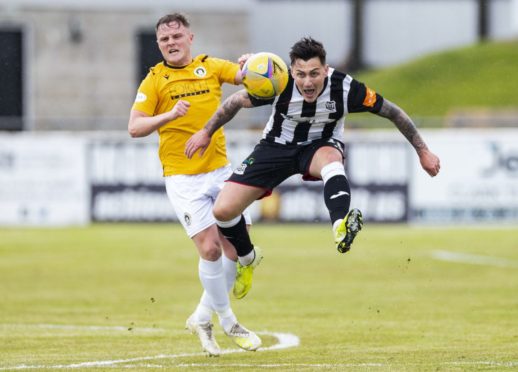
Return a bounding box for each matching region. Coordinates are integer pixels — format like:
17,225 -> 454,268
209,57 -> 240,85
347,78 -> 384,113
131,69 -> 158,116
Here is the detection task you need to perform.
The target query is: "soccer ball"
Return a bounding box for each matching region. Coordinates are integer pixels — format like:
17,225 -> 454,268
242,52 -> 289,99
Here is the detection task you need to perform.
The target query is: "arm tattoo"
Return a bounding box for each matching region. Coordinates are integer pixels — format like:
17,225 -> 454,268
205,90 -> 253,136
377,99 -> 428,153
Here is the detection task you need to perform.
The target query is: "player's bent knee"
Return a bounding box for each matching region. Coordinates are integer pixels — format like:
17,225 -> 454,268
213,205 -> 239,223
199,243 -> 222,261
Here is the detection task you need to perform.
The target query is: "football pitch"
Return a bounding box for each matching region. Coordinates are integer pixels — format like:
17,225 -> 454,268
1,224 -> 517,371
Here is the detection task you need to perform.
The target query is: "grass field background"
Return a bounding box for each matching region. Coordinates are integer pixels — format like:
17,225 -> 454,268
1,223 -> 517,371
356,39 -> 518,117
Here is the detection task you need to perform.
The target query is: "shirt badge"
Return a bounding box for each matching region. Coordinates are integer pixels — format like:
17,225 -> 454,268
194,67 -> 207,77
325,101 -> 336,111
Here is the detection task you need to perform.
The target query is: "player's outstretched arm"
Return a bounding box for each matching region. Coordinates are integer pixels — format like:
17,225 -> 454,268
376,98 -> 441,177
128,100 -> 190,138
185,89 -> 253,158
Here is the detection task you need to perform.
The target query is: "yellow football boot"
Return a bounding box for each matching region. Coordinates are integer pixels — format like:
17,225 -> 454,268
334,208 -> 363,253
233,246 -> 263,299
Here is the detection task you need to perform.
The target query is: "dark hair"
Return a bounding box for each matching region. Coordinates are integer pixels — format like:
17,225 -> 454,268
289,37 -> 326,65
155,13 -> 190,31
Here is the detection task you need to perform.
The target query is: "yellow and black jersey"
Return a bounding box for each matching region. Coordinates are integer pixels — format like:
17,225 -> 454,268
132,55 -> 240,176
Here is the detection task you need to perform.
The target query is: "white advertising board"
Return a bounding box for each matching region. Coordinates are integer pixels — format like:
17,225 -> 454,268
2,129 -> 517,226
410,129 -> 518,223
0,133 -> 89,226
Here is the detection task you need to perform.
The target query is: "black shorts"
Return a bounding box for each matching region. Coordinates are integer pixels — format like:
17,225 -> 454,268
228,138 -> 344,198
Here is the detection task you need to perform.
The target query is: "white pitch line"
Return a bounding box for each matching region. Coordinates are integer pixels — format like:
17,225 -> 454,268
177,362 -> 386,368
177,361 -> 518,369
6,361 -> 518,370
444,361 -> 518,367
0,331 -> 299,370
431,250 -> 518,268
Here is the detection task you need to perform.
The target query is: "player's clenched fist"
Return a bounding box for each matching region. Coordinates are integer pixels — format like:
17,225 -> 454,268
171,100 -> 190,120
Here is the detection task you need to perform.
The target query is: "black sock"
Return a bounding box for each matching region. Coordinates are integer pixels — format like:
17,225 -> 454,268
323,175 -> 351,225
217,215 -> 254,257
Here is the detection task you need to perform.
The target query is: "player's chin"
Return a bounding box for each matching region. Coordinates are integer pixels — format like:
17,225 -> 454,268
302,94 -> 317,103
165,53 -> 181,65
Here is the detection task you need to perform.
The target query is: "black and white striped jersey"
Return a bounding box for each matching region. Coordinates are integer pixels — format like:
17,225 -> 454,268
249,67 -> 384,146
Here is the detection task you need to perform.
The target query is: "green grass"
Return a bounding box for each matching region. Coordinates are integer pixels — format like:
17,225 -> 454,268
355,39 -> 518,119
1,224 -> 518,371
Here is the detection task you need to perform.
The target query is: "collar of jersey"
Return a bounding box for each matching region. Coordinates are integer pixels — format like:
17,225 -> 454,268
162,59 -> 194,69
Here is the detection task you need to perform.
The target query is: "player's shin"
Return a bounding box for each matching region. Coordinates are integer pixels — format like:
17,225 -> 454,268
198,257 -> 237,326
198,258 -> 229,311
216,215 -> 254,265
322,162 -> 351,225
216,215 -> 263,299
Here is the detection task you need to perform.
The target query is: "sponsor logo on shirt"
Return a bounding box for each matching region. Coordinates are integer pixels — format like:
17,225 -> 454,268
281,113 -> 333,125
169,81 -> 210,100
135,92 -> 147,103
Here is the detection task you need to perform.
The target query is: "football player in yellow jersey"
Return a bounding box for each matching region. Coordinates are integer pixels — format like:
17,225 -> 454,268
128,13 -> 261,356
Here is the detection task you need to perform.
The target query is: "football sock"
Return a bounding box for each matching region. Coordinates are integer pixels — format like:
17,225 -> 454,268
196,255 -> 237,323
194,301 -> 212,324
216,215 -> 254,260
322,161 -> 351,225
237,250 -> 256,267
198,257 -> 234,323
219,308 -> 238,334
222,254 -> 237,291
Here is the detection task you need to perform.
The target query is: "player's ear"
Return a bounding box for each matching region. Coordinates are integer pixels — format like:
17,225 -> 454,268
323,64 -> 329,74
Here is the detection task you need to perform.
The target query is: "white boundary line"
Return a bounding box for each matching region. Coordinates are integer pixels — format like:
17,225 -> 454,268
177,361 -> 518,368
0,330 -> 299,370
2,324 -> 517,370
444,361 -> 518,367
431,250 -> 518,268
177,362 -> 386,368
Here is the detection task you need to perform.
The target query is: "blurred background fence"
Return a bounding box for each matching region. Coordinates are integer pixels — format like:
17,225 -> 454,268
1,129 -> 517,226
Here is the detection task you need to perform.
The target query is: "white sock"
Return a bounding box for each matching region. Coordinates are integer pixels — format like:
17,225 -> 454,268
219,308 -> 238,334
196,255 -> 236,322
215,215 -> 241,228
198,257 -> 236,328
238,249 -> 255,266
222,254 -> 237,292
321,161 -> 346,183
193,301 -> 212,324
220,255 -> 239,332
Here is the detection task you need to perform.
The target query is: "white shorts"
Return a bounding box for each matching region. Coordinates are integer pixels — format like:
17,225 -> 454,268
165,165 -> 251,238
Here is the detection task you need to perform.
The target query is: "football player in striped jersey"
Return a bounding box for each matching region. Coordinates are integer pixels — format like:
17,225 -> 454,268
185,36 -> 440,293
